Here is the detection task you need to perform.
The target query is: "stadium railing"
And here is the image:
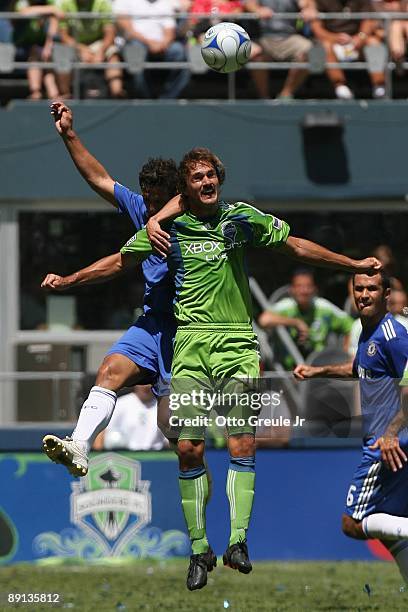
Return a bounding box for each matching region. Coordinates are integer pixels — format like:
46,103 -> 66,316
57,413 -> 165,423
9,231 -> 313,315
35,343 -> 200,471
0,11 -> 407,99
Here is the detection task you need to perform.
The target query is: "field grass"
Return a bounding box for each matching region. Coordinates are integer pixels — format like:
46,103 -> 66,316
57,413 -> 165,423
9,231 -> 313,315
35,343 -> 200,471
0,560 -> 407,611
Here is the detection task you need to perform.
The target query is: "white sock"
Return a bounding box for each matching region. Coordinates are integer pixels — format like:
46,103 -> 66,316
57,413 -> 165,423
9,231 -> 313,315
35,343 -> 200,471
363,513 -> 408,540
383,539 -> 408,582
72,386 -> 117,452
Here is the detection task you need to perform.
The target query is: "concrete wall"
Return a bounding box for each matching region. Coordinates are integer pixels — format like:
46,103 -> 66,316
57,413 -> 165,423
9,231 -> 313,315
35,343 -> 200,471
1,100 -> 408,202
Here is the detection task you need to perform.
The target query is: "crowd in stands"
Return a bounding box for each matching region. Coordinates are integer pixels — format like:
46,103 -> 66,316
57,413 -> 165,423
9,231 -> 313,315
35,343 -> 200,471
1,0 -> 408,100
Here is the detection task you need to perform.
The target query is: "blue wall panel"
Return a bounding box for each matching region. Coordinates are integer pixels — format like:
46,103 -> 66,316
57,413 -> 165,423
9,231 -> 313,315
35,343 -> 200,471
0,449 -> 383,564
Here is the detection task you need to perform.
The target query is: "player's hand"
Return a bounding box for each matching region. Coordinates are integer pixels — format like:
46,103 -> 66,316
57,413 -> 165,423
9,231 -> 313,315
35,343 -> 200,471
146,218 -> 171,257
50,101 -> 73,135
293,364 -> 320,380
370,436 -> 408,472
355,257 -> 382,274
41,274 -> 68,291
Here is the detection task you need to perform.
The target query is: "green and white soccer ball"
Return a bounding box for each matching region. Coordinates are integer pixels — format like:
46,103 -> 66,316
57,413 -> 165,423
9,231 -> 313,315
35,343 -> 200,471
201,22 -> 252,74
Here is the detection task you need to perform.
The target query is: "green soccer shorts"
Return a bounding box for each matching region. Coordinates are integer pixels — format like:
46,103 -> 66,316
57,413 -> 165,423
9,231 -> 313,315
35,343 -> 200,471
169,324 -> 261,440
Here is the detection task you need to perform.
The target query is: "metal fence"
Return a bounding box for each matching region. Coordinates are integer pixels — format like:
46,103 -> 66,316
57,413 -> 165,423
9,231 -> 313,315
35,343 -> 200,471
1,11 -> 408,99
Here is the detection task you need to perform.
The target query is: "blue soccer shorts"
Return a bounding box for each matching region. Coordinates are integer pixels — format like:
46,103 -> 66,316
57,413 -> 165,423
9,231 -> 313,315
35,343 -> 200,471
344,436 -> 408,521
106,311 -> 176,397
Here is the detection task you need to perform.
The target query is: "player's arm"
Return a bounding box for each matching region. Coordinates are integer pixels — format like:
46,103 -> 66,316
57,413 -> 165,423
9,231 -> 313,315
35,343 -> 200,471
276,236 -> 382,275
50,102 -> 116,206
370,387 -> 408,472
41,228 -> 152,290
146,195 -> 184,257
41,252 -> 140,290
243,207 -> 381,275
293,361 -> 355,380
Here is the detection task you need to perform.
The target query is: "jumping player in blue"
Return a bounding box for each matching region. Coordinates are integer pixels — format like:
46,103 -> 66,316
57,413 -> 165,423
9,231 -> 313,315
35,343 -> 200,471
41,102 -> 182,476
295,270 -> 408,582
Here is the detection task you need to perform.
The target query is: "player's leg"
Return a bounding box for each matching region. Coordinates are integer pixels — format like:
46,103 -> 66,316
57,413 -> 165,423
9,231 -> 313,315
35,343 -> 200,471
344,446 -> 408,540
43,353 -> 152,476
43,319 -> 158,476
213,330 -> 260,574
72,352 -> 151,447
342,513 -> 408,583
223,433 -> 255,574
178,436 -> 216,590
343,445 -> 408,581
382,540 -> 408,582
154,319 -> 178,448
171,330 -> 216,590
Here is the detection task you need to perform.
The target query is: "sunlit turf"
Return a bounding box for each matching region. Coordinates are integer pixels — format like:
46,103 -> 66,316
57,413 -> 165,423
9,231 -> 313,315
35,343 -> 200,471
0,560 -> 407,611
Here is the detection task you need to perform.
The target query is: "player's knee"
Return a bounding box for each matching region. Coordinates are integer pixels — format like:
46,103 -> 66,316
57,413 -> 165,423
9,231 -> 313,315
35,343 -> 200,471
228,433 -> 255,457
95,358 -> 123,391
177,439 -> 204,468
342,514 -> 363,539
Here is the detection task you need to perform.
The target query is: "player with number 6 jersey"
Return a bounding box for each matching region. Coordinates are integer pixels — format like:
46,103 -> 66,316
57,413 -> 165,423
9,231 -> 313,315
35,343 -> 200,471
294,270 -> 408,585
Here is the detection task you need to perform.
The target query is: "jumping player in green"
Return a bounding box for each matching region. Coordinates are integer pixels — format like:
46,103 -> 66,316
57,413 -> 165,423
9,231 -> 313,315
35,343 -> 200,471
123,148 -> 381,589
45,148 -> 381,590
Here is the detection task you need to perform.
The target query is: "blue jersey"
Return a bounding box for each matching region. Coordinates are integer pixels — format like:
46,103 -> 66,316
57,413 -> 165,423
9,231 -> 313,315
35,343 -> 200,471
114,182 -> 174,315
353,313 -> 408,441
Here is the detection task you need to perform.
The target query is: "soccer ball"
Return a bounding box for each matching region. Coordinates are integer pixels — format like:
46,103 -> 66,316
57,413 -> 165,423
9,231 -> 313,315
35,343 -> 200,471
201,22 -> 251,74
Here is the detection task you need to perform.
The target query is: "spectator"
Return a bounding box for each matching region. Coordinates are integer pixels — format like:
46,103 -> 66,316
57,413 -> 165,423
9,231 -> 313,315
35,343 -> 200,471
389,288 -> 408,325
244,0 -> 315,99
114,0 -> 190,99
372,0 -> 407,68
388,2 -> 408,66
311,0 -> 386,99
94,385 -> 168,451
13,0 -> 63,99
185,0 -> 243,40
371,244 -> 403,289
57,0 -> 126,99
259,269 -> 353,368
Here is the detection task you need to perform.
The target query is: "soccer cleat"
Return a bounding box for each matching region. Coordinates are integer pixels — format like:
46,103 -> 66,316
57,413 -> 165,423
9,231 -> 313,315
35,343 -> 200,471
42,435 -> 88,477
186,547 -> 217,591
223,539 -> 252,574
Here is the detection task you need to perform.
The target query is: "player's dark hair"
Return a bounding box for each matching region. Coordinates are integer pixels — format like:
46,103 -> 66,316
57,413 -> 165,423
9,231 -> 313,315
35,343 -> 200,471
178,147 -> 225,195
352,269 -> 391,292
139,158 -> 178,196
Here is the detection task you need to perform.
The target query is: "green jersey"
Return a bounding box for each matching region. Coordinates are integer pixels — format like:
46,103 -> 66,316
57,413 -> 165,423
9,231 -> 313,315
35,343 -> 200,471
271,296 -> 353,368
58,0 -> 113,44
121,201 -> 290,327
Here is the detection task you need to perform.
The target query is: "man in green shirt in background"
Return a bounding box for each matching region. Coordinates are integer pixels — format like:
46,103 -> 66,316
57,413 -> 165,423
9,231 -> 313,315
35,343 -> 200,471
259,268 -> 353,369
43,147 -> 382,591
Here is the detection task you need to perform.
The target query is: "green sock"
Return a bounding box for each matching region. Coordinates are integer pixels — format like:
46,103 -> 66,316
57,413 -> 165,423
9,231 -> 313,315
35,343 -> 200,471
226,468 -> 255,546
179,469 -> 209,554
